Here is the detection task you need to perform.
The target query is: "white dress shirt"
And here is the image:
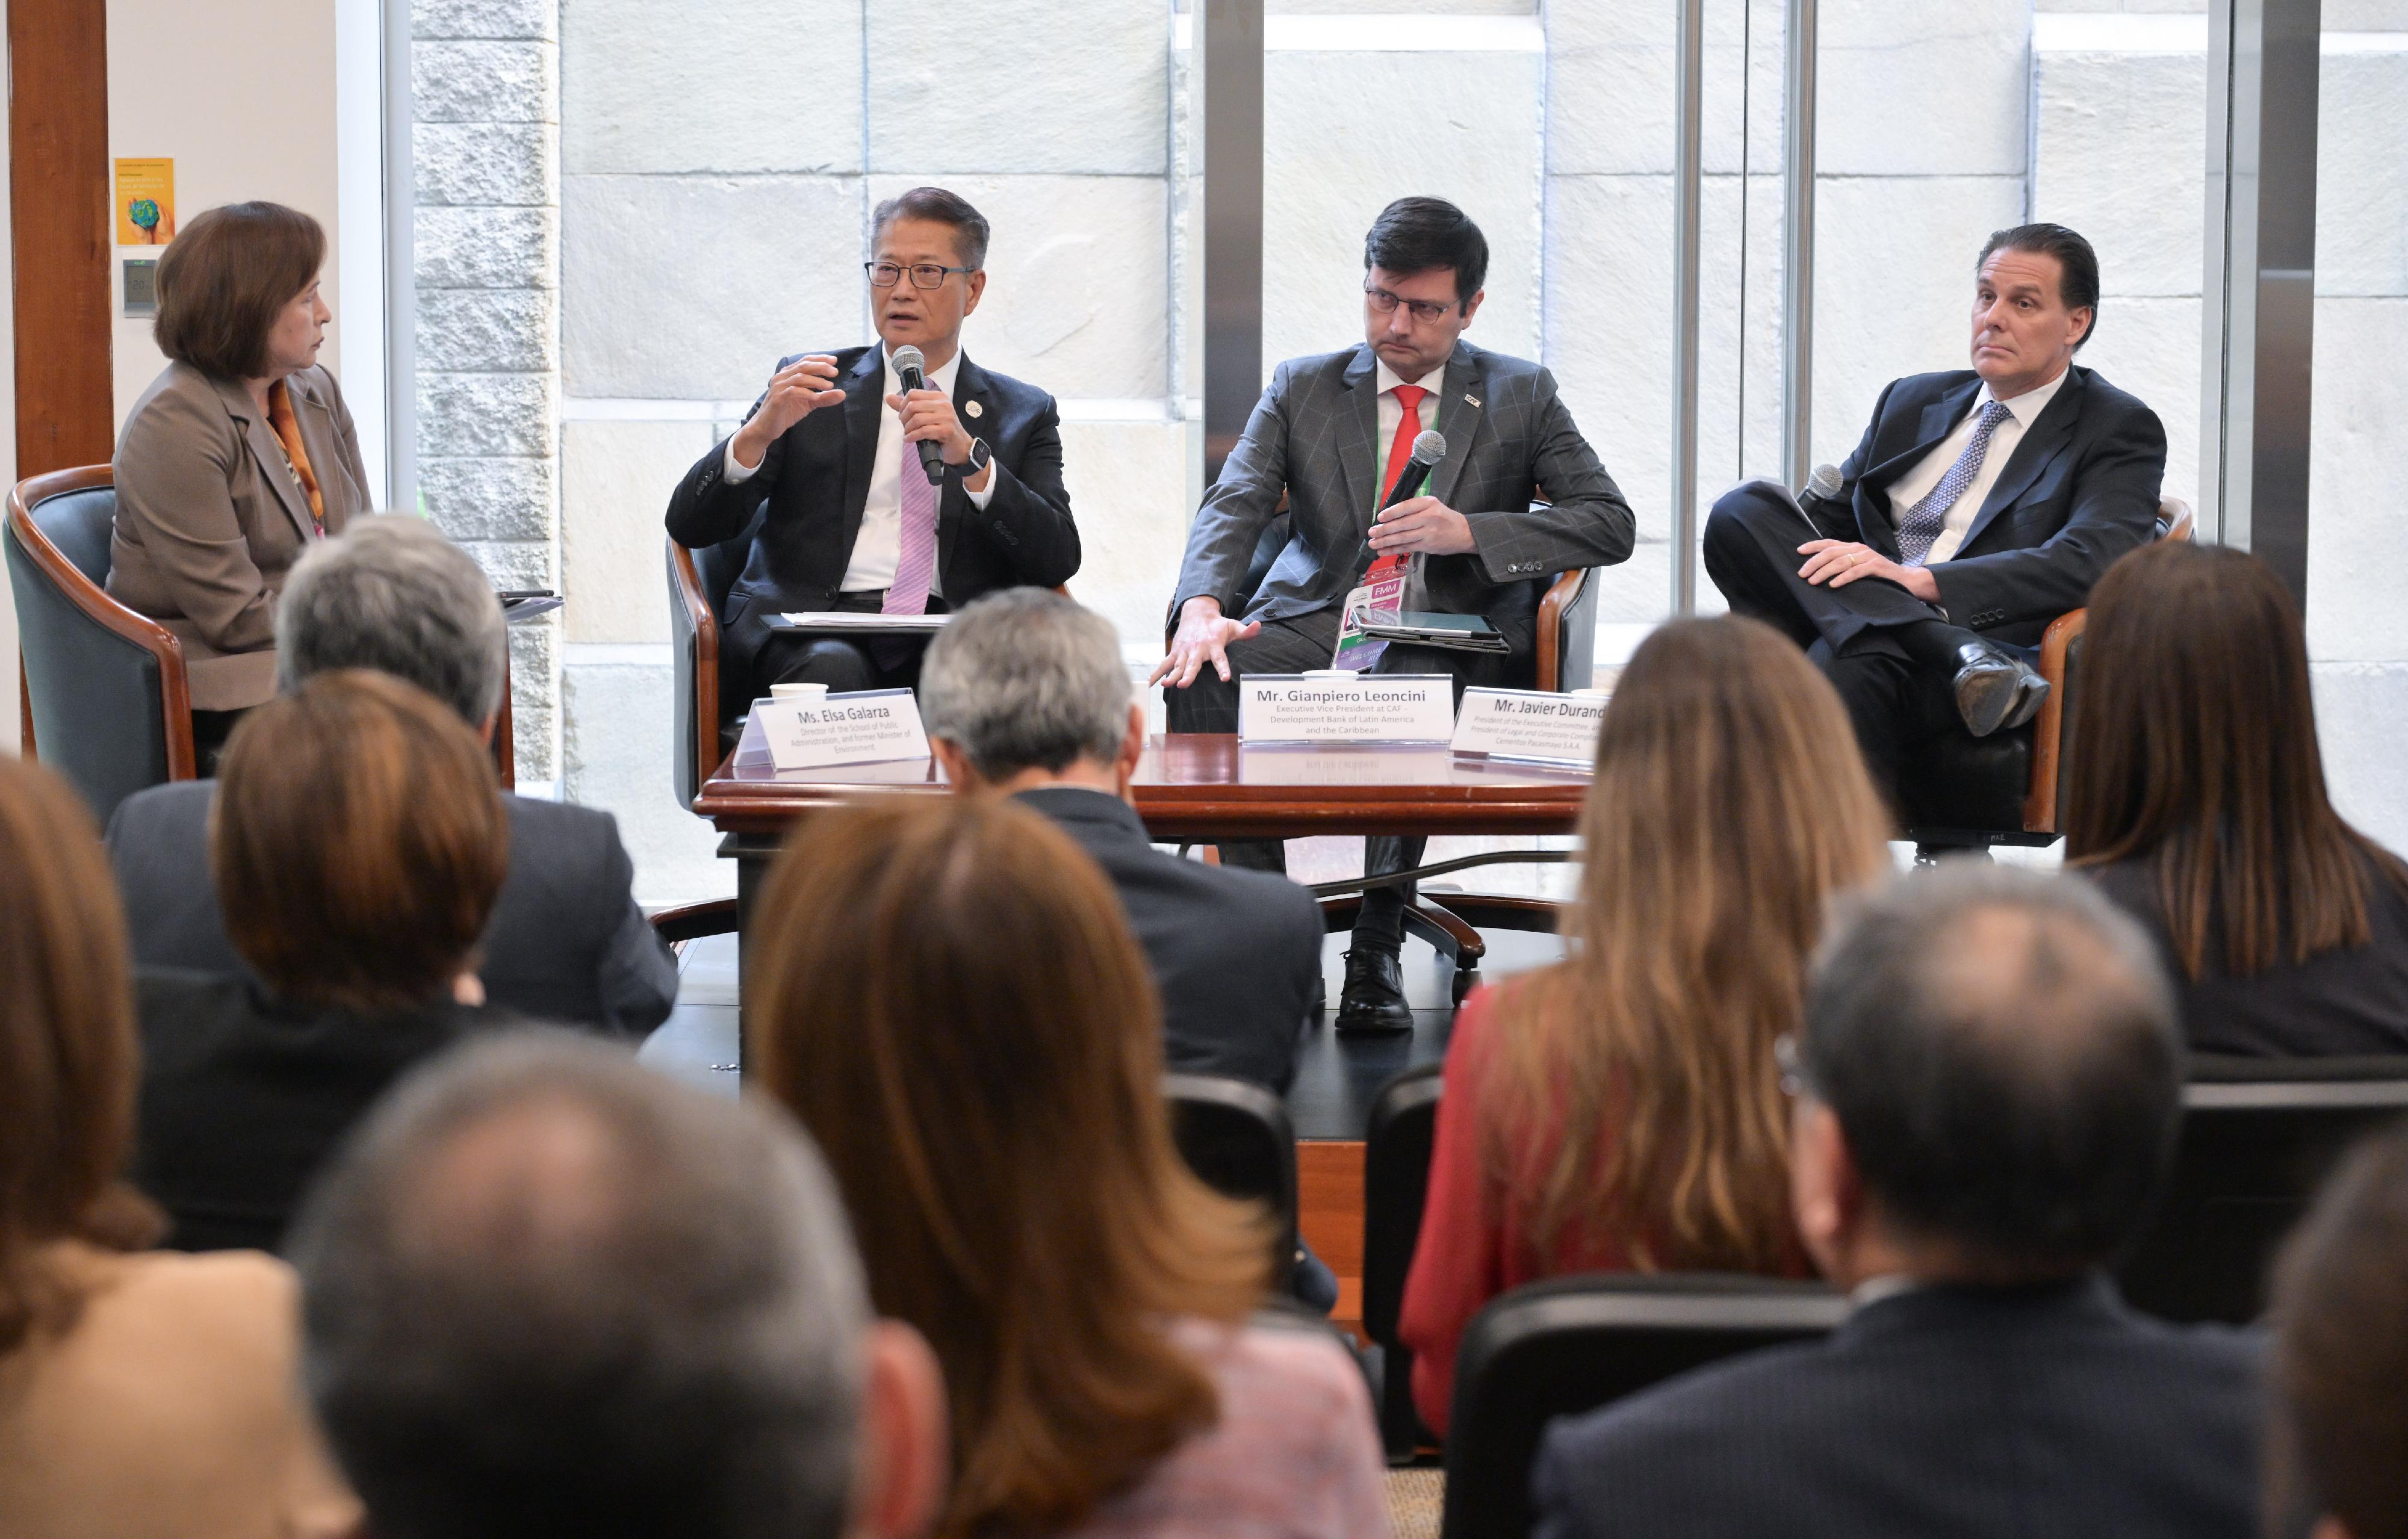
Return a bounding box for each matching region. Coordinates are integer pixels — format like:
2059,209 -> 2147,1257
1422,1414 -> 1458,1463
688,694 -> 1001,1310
1883,368 -> 2068,565
722,345 -> 994,596
1374,359 -> 1450,507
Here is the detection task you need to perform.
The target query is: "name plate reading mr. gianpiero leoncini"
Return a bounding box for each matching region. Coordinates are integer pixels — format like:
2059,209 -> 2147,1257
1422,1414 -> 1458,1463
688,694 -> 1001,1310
733,687 -> 931,772
1450,686 -> 1610,769
1237,672 -> 1455,746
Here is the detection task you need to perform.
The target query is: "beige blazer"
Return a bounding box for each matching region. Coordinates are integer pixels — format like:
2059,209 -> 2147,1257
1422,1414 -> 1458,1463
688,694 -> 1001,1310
108,361 -> 372,711
0,1242 -> 360,1539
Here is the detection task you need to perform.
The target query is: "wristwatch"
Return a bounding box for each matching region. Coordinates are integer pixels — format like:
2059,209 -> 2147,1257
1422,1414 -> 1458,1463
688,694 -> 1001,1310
960,439 -> 992,477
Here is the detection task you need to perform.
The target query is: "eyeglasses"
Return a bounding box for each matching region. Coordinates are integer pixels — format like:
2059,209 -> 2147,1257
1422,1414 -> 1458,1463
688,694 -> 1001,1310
1364,283 -> 1458,324
866,261 -> 976,290
1773,1035 -> 1816,1100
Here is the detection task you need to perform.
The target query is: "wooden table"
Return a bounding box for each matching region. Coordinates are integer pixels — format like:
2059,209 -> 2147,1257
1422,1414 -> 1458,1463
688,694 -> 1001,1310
695,734 -> 1589,1015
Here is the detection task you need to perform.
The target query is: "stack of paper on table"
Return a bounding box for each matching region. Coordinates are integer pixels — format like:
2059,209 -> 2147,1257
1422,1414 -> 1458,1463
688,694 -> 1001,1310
772,612 -> 950,634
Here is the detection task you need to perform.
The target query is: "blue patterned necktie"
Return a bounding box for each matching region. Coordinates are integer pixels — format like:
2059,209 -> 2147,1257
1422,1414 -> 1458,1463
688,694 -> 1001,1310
1895,400 -> 2014,567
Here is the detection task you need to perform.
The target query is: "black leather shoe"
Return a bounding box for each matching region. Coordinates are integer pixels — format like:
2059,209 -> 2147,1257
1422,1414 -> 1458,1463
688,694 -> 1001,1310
1335,949 -> 1415,1035
1950,640 -> 2050,738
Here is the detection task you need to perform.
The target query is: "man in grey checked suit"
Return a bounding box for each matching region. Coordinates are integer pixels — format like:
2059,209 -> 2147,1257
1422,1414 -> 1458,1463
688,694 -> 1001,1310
1152,198 -> 1634,1032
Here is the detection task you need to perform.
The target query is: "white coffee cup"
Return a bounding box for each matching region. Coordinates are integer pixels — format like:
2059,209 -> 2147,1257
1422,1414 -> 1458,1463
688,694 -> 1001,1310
770,683 -> 831,702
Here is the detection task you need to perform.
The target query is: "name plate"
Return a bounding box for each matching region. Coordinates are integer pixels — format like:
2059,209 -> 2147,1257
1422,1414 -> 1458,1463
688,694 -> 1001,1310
1450,687 -> 1609,769
1238,672 -> 1454,746
733,687 -> 931,771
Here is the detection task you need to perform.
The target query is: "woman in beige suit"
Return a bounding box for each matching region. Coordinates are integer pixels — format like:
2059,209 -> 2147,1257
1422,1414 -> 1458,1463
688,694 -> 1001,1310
0,752 -> 358,1538
109,201 -> 372,752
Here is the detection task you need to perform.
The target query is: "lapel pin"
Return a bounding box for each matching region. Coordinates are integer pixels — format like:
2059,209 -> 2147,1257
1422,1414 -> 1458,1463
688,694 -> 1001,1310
1465,393 -> 1482,408
965,400 -> 983,419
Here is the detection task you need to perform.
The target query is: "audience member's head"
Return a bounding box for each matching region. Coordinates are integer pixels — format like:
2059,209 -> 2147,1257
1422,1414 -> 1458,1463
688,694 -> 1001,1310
2067,538 -> 2406,982
275,513 -> 509,734
2267,1125 -> 2408,1539
0,757 -> 162,1348
152,200 -> 328,383
1487,615 -> 1891,1271
288,1035 -> 945,1539
213,670 -> 507,1012
748,797 -> 1267,1538
919,588 -> 1138,795
1971,220 -> 2098,390
1792,861 -> 2180,1288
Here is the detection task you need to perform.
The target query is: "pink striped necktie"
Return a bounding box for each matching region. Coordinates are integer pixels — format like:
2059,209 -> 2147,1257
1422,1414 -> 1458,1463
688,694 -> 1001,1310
882,429 -> 938,615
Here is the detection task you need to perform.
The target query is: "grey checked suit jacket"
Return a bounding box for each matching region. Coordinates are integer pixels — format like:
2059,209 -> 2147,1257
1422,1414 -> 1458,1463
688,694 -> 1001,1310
1172,341 -> 1634,643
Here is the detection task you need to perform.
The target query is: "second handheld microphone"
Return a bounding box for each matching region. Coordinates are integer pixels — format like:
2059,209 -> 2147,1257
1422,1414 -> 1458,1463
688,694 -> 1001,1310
889,345 -> 947,486
1379,430 -> 1449,513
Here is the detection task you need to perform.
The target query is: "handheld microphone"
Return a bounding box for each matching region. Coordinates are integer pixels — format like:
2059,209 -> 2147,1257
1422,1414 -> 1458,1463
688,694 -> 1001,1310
889,345 -> 946,485
1804,463 -> 1844,502
1379,430 -> 1449,513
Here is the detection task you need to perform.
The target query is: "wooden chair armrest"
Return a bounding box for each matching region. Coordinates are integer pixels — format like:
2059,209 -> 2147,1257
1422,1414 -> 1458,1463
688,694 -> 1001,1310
2023,607 -> 2087,834
668,537 -> 721,796
650,896 -> 739,946
1535,568 -> 1588,693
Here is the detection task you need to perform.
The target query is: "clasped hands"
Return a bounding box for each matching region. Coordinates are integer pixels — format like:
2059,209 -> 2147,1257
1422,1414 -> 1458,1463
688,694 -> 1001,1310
1796,539 -> 1938,602
728,354 -> 981,477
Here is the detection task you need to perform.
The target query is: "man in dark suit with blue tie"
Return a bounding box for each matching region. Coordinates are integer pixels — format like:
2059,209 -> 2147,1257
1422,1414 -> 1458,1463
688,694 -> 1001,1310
1531,863 -> 2262,1539
664,187 -> 1079,702
1703,223 -> 2165,793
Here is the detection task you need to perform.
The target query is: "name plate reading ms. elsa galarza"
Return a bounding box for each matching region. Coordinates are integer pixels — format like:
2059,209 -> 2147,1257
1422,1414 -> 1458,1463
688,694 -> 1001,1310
1237,672 -> 1456,746
733,687 -> 932,772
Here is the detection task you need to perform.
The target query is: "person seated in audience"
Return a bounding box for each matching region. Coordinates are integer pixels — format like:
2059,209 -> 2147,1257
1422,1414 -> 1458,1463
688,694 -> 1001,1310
2067,539 -> 2408,1058
748,797 -> 1388,1539
665,185 -> 1079,706
108,514 -> 678,1036
287,1034 -> 948,1539
1397,615 -> 1893,1437
1532,862 -> 2262,1539
110,202 -> 373,763
1703,222 -> 2165,801
0,754 -> 358,1538
2267,1124 -> 2408,1539
134,670 -> 531,1252
920,587 -> 1322,1095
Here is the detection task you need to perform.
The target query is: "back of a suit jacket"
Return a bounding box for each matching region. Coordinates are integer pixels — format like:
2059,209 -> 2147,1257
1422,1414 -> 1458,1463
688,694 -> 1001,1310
1019,787 -> 1321,1094
1531,1277 -> 2262,1539
107,780 -> 677,1037
1812,364 -> 2165,649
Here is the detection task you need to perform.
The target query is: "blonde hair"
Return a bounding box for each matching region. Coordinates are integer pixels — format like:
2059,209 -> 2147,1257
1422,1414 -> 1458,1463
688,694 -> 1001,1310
1483,616 -> 1892,1269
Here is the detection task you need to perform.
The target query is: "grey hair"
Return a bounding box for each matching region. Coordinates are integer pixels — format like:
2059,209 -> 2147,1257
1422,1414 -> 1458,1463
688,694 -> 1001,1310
1802,859 -> 2182,1273
919,587 -> 1132,779
287,1035 -> 870,1539
275,515 -> 507,726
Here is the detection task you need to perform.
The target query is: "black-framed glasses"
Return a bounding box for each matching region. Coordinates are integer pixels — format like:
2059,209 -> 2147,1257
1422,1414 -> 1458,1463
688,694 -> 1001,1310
1773,1034 -> 1815,1100
867,261 -> 976,290
1364,283 -> 1457,324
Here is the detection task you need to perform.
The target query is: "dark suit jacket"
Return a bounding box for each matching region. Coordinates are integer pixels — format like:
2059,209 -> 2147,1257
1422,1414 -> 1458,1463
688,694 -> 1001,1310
664,345 -> 1080,694
1532,1275 -> 2263,1539
1173,341 -> 1634,657
132,968 -> 533,1252
106,780 -> 677,1038
1804,365 -> 2166,648
2090,851 -> 2408,1057
1017,787 -> 1320,1094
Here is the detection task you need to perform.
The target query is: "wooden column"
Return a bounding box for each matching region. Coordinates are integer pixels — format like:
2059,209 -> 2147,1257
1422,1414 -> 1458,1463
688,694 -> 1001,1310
10,0 -> 114,477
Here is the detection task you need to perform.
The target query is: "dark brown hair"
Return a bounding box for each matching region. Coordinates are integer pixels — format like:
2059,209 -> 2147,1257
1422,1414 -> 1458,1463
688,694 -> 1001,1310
1485,616 -> 1891,1271
748,797 -> 1267,1539
152,200 -> 325,379
2065,540 -> 2408,979
2267,1124 -> 2408,1539
0,757 -> 163,1352
871,186 -> 990,269
213,670 -> 508,1012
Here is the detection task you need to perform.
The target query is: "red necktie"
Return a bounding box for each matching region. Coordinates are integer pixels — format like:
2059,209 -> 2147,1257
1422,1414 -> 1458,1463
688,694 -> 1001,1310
1369,384 -> 1429,578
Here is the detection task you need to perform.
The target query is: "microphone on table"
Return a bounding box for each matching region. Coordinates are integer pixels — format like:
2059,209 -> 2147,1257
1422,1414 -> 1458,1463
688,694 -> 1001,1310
1379,430 -> 1449,513
889,344 -> 946,485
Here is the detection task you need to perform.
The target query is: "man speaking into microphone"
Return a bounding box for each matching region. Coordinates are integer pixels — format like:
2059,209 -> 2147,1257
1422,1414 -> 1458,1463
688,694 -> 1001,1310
1153,197 -> 1634,1032
666,187 -> 1079,701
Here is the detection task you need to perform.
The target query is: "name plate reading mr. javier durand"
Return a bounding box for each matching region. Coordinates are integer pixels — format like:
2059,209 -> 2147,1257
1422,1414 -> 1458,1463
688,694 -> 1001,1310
734,688 -> 931,772
1450,687 -> 1608,769
1238,673 -> 1454,746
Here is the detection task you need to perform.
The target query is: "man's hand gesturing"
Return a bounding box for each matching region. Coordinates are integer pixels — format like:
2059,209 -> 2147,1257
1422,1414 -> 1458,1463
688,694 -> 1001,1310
729,356 -> 846,470
1148,596 -> 1262,689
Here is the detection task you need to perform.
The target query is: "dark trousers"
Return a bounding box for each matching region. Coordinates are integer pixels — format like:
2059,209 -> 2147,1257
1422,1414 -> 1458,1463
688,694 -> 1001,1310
1701,480 -> 1969,791
751,590 -> 948,695
1163,606 -> 1519,953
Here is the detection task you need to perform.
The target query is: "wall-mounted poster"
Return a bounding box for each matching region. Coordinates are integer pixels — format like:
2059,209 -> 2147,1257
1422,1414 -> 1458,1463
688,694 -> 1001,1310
114,158 -> 175,245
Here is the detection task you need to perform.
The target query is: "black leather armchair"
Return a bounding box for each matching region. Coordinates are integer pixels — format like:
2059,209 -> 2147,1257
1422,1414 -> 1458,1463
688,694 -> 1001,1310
6,466 -> 197,825
1164,1071 -> 1299,1289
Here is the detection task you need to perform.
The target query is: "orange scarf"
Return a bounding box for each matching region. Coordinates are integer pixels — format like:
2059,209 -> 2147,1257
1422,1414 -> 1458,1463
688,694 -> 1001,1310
266,379 -> 326,536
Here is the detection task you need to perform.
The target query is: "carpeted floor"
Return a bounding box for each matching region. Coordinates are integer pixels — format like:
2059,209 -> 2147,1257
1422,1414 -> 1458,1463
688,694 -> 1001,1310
1385,1468 -> 1443,1539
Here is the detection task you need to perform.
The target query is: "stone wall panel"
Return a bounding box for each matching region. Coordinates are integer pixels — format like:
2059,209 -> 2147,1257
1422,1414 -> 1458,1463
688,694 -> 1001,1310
413,40 -> 554,123
417,205 -> 556,291
417,122 -> 557,208
2320,48 -> 2408,296
562,420 -> 717,645
419,456 -> 556,540
418,289 -> 559,373
562,0 -> 863,175
563,661 -> 732,905
415,0 -> 554,41
2033,43 -> 2202,297
1816,0 -> 2031,177
867,1 -> 1167,176
1054,419 -> 1190,649
420,371 -> 557,457
2307,297 -> 2408,661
